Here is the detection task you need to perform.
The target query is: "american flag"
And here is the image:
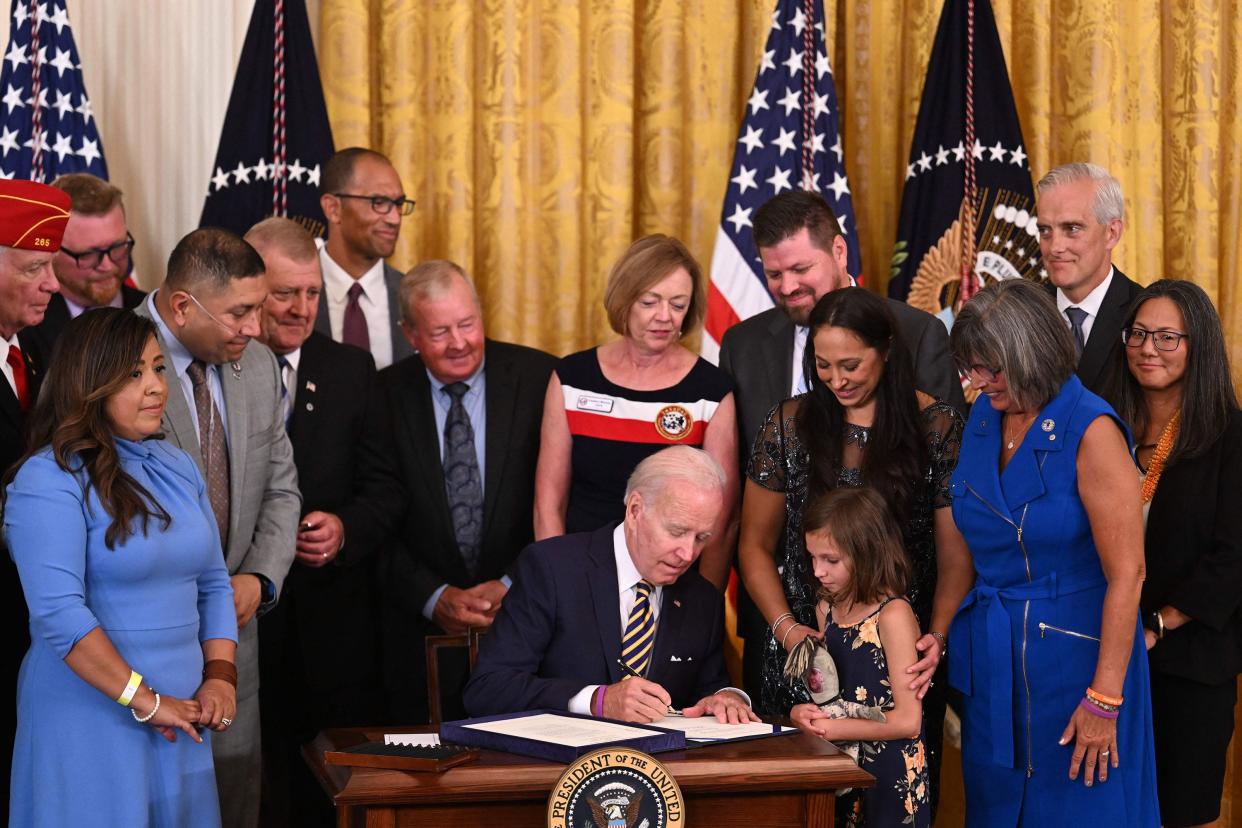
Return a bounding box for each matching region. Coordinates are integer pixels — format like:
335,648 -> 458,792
703,0 -> 861,362
0,0 -> 106,182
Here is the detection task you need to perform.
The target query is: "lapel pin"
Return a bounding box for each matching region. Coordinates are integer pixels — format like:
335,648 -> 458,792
305,380 -> 316,393
305,402 -> 314,412
230,361 -> 242,380
1041,418 -> 1055,432
673,599 -> 682,608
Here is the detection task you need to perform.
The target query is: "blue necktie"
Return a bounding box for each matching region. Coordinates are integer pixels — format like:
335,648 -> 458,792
621,580 -> 656,677
1065,306 -> 1088,357
443,382 -> 483,574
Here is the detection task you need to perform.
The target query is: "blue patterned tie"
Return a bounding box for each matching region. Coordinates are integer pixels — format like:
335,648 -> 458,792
276,355 -> 291,426
1065,306 -> 1088,357
443,381 -> 483,574
621,580 -> 656,677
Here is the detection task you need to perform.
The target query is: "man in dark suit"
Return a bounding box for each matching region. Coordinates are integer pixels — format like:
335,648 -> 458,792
315,147 -> 415,369
717,190 -> 963,698
377,259 -> 556,722
247,218 -> 404,827
0,179 -> 71,818
28,173 -> 144,356
465,446 -> 756,723
1035,162 -> 1142,394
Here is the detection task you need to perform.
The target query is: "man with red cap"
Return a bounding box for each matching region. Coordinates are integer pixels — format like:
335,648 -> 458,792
0,177 -> 71,815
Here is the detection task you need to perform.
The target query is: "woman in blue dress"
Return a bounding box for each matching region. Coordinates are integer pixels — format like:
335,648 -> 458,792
6,308 -> 237,827
941,279 -> 1159,826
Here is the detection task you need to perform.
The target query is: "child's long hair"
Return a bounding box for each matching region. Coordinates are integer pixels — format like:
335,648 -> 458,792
804,486 -> 910,606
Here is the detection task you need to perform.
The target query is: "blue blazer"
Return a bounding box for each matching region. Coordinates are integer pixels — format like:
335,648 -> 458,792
463,524 -> 732,716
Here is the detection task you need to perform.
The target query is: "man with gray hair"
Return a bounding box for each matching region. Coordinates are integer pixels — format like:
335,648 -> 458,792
1035,162 -> 1141,394
375,259 -> 554,722
465,445 -> 757,724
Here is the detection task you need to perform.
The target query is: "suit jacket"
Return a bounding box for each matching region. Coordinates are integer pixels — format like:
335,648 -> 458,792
135,300 -> 301,701
1048,267 -> 1142,395
314,261 -> 414,366
263,332 -> 404,692
1142,409 -> 1242,686
27,284 -> 146,359
463,525 -> 733,715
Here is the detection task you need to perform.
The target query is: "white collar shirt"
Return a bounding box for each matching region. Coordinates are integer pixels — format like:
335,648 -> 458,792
319,249 -> 393,369
1056,265 -> 1115,346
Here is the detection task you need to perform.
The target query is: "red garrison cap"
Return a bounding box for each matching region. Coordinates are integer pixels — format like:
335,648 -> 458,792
0,179 -> 71,252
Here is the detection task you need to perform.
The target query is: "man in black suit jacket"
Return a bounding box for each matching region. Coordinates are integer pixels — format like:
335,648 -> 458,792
246,218 -> 404,827
1035,163 -> 1142,395
28,174 -> 146,356
465,446 -> 756,723
717,190 -> 963,698
377,259 -> 556,722
0,179 -> 72,817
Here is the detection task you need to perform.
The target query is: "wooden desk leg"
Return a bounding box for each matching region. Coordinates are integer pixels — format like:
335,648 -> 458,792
806,791 -> 835,827
364,807 -> 396,828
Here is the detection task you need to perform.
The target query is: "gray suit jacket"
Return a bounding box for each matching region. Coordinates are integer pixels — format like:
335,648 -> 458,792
314,261 -> 415,366
135,300 -> 301,701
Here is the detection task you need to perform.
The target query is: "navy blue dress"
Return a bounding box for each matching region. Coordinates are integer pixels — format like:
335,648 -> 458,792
947,376 -> 1159,826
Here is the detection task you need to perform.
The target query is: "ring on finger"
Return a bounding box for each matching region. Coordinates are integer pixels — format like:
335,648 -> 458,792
221,717 -> 233,726
1100,750 -> 1110,757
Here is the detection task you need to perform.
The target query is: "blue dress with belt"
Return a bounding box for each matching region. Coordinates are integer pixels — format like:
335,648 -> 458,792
7,439 -> 237,827
947,376 -> 1159,826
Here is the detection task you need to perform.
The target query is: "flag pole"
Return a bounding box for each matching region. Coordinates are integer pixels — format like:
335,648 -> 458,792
958,0 -> 979,303
799,0 -> 816,189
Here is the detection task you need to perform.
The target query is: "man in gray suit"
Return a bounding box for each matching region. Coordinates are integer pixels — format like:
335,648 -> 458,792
137,227 -> 300,828
315,147 -> 415,369
718,190 -> 963,697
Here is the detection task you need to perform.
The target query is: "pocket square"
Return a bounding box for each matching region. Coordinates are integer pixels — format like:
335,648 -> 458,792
669,655 -> 693,662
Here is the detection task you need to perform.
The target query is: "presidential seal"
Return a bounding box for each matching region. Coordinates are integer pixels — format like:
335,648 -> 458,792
654,405 -> 693,441
547,747 -> 684,828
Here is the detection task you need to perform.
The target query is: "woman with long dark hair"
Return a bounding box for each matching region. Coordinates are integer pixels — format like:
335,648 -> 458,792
1103,279 -> 1242,828
739,286 -> 968,810
6,308 -> 237,827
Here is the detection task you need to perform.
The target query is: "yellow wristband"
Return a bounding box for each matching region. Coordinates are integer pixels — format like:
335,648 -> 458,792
117,670 -> 142,706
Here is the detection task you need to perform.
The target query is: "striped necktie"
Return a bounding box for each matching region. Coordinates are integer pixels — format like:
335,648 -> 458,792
620,580 -> 656,678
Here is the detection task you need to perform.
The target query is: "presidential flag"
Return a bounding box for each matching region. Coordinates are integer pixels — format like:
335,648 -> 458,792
200,0 -> 333,236
0,0 -> 107,181
703,0 -> 861,362
888,0 -> 1037,316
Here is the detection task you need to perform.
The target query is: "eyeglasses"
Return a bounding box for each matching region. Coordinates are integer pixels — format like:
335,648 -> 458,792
960,364 -> 1002,383
1123,328 -> 1188,352
331,193 -> 415,216
59,232 -> 135,269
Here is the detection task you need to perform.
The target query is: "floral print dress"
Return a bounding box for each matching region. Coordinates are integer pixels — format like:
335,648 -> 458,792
823,598 -> 929,827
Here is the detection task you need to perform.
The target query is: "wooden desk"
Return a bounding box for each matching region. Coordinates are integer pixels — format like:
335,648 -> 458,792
306,725 -> 873,827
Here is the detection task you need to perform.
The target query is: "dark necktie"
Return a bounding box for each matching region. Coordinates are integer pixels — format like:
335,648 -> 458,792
621,580 -> 656,677
186,360 -> 230,551
6,344 -> 28,410
442,381 -> 483,575
1065,306 -> 1088,357
342,282 -> 370,351
277,354 -> 292,426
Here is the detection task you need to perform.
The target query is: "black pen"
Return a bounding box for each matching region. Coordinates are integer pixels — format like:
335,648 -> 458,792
615,659 -> 679,715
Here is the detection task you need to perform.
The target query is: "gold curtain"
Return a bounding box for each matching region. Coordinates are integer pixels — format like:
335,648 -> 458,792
318,0 -> 1241,376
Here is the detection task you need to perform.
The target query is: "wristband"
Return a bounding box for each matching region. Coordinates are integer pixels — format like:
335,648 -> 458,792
202,659 -> 238,687
1086,687 -> 1123,708
116,670 -> 143,706
930,631 -> 948,657
1079,697 -> 1118,720
132,691 -> 161,723
591,686 -> 606,718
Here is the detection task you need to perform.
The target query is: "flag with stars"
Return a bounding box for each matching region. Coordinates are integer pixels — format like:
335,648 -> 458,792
702,0 -> 861,362
888,0 -> 1037,314
0,0 -> 107,181
200,0 -> 333,237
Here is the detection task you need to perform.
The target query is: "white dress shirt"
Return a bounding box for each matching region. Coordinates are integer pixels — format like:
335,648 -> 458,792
278,346 -> 300,424
1056,266 -> 1116,346
319,248 -> 394,370
145,292 -> 230,439
791,325 -> 809,396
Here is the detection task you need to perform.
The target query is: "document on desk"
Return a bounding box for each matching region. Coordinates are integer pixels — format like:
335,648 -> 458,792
462,713 -> 664,747
654,716 -> 797,742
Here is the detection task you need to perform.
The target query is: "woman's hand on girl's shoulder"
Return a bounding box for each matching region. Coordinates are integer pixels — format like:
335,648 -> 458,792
791,703 -> 830,739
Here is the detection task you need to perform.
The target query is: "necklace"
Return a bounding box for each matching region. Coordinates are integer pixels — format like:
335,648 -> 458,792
1002,412 -> 1036,450
1140,411 -> 1180,503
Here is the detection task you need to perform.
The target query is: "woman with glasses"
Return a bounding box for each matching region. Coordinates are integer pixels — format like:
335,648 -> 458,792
945,278 -> 1158,826
1102,279 -> 1242,828
738,286 -> 965,815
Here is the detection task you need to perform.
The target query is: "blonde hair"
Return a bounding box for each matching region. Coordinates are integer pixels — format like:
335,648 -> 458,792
602,235 -> 704,337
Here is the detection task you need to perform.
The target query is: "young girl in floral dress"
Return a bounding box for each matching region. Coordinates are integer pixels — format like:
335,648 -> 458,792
789,487 -> 929,826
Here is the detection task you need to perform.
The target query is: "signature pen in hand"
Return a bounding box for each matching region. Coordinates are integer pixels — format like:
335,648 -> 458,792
615,659 -> 680,715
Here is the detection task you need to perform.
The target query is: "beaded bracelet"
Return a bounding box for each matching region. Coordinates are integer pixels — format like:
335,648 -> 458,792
1086,687 -> 1123,707
1083,694 -> 1119,713
132,692 -> 161,723
116,670 -> 143,706
1079,697 -> 1118,720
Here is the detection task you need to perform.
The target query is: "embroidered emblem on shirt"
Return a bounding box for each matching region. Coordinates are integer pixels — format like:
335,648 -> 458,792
654,405 -> 693,441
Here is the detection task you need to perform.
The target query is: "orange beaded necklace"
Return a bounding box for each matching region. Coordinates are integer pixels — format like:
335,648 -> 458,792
1140,411 -> 1180,504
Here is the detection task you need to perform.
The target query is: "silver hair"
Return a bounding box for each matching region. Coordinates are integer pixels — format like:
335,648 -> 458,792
623,445 -> 726,504
1036,162 -> 1125,225
950,278 -> 1077,411
398,259 -> 481,327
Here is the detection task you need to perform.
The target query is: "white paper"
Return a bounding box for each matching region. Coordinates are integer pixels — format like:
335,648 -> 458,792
654,716 -> 795,742
383,733 -> 441,747
462,713 -> 664,747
